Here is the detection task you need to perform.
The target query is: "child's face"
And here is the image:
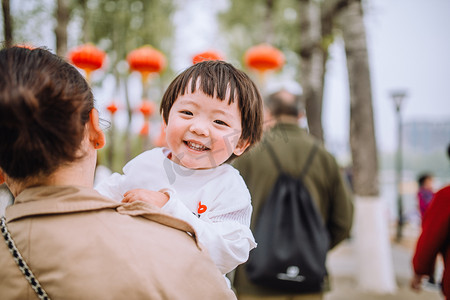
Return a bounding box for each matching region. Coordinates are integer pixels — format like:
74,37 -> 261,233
165,90 -> 249,169
423,177 -> 434,190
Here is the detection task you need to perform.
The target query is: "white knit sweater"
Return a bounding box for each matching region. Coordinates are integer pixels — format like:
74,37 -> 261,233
95,147 -> 256,274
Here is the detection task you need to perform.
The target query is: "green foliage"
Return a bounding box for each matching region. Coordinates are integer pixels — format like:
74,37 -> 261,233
8,0 -> 176,77
98,129 -> 155,173
218,0 -> 301,69
71,0 -> 176,76
6,0 -> 51,46
270,0 -> 302,51
321,33 -> 334,52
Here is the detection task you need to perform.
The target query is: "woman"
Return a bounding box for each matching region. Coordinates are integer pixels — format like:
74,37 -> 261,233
0,46 -> 235,299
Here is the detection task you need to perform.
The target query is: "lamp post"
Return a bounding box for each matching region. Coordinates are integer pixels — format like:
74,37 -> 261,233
391,90 -> 407,242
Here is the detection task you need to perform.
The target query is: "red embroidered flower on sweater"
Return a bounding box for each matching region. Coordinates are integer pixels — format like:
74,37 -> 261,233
197,201 -> 207,214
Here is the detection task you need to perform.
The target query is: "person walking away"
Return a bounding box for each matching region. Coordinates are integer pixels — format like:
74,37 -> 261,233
232,88 -> 353,299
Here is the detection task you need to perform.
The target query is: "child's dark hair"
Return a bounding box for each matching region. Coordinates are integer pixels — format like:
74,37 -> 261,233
0,46 -> 94,179
160,60 -> 263,152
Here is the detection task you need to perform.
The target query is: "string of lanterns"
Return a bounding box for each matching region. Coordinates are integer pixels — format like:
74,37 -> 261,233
126,45 -> 165,143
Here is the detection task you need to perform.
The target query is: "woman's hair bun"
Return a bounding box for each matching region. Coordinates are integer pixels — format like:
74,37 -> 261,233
0,46 -> 94,179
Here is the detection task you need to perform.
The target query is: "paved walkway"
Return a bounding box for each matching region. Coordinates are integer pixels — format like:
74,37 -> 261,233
324,223 -> 444,300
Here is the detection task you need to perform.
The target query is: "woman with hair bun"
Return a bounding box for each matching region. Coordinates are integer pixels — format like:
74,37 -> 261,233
0,46 -> 235,300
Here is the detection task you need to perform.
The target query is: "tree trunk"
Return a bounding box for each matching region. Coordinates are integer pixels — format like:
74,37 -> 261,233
79,0 -> 90,43
338,0 -> 396,293
298,0 -> 325,142
339,0 -> 378,196
2,0 -> 12,47
55,0 -> 70,57
264,0 -> 274,43
320,0 -> 350,108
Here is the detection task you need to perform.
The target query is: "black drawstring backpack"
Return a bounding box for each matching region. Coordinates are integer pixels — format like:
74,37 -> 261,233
245,142 -> 330,293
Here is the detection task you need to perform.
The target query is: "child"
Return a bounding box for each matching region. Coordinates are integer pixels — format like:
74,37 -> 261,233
416,172 -> 438,286
417,173 -> 435,219
96,60 -> 264,275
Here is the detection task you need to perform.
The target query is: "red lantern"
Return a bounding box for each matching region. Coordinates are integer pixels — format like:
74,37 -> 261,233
192,50 -> 223,64
244,44 -> 284,73
68,44 -> 106,81
106,102 -> 118,115
127,46 -> 166,83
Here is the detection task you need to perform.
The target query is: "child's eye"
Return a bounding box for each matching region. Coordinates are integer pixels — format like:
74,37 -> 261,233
214,120 -> 229,126
180,110 -> 193,116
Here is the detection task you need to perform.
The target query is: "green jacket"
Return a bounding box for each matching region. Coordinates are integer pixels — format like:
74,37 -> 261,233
232,122 -> 353,296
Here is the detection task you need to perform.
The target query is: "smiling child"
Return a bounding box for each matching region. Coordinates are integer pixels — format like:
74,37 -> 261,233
96,60 -> 264,276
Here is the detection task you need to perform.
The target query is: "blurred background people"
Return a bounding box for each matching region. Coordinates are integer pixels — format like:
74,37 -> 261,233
415,172 -> 438,286
411,144 -> 450,299
417,172 -> 435,221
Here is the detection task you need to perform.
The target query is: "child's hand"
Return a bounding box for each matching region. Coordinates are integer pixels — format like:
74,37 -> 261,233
122,189 -> 170,208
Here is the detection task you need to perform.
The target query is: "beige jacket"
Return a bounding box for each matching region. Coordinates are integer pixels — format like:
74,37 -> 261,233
0,186 -> 236,300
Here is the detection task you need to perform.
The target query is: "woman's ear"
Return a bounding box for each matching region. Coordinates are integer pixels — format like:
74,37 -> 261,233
89,109 -> 106,149
233,139 -> 250,157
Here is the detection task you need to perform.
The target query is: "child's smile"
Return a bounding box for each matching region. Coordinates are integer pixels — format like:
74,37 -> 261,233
184,140 -> 210,152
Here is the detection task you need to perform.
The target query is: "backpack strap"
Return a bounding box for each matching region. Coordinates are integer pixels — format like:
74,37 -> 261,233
264,141 -> 283,172
300,143 -> 318,178
265,141 -> 318,178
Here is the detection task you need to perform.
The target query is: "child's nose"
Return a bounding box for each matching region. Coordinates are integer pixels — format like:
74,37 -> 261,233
189,120 -> 209,136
